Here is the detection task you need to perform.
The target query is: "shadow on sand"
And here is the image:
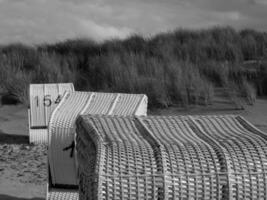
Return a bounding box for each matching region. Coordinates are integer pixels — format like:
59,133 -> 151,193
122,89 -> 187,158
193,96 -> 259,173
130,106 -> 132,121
0,195 -> 44,200
0,131 -> 29,144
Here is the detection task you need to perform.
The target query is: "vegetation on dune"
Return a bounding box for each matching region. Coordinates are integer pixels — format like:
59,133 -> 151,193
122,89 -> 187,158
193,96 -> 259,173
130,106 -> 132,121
0,26 -> 267,108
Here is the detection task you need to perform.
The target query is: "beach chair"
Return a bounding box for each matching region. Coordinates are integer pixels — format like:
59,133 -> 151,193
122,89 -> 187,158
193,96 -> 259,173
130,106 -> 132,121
76,114 -> 267,199
47,91 -> 148,199
28,83 -> 74,144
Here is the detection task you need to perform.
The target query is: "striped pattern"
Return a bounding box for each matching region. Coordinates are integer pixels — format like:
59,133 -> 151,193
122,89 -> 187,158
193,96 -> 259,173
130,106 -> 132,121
28,109 -> 48,143
76,115 -> 267,200
29,128 -> 47,144
29,83 -> 74,143
48,91 -> 148,187
29,83 -> 74,127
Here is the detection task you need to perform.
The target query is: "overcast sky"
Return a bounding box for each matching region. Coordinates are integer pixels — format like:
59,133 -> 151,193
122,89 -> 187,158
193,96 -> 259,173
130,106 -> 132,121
0,0 -> 266,44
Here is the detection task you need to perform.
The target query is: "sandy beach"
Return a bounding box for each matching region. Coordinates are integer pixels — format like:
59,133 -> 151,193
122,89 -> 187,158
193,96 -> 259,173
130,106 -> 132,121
0,99 -> 267,200
0,105 -> 46,200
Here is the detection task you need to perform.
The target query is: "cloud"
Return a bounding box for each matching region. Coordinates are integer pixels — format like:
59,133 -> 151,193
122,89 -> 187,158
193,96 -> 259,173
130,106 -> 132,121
0,0 -> 266,44
253,0 -> 267,5
0,0 -> 133,44
78,19 -> 132,41
210,11 -> 242,22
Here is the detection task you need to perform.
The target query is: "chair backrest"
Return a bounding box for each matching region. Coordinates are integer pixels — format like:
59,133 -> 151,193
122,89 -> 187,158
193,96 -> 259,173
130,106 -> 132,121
48,91 -> 148,186
76,115 -> 267,200
29,83 -> 74,129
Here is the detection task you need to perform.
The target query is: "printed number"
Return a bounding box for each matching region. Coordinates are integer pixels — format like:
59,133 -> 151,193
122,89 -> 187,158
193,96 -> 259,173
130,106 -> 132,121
34,95 -> 62,107
43,95 -> 52,107
55,95 -> 61,104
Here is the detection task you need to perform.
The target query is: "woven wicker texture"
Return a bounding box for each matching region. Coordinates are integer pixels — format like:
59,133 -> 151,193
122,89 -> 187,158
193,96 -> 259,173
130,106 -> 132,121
191,115 -> 267,199
76,115 -> 267,200
47,188 -> 79,200
48,91 -> 148,186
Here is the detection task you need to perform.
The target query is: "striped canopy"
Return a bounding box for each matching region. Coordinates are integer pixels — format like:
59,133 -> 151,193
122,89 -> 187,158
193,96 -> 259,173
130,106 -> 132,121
48,91 -> 148,186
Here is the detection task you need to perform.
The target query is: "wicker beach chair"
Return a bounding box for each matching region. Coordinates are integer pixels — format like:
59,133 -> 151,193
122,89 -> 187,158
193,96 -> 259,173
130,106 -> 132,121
28,83 -> 74,143
47,91 -> 147,200
76,115 -> 267,200
190,115 -> 267,199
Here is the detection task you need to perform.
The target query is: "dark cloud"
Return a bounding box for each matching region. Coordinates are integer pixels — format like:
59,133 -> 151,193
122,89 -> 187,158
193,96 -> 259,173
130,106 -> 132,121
0,0 -> 266,44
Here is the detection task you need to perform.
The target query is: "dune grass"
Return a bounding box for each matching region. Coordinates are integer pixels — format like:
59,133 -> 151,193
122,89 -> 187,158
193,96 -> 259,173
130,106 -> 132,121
0,26 -> 266,108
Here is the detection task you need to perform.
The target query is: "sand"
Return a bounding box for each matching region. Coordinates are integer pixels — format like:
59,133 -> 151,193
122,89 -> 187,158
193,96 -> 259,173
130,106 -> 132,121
0,98 -> 266,200
149,98 -> 267,132
0,105 -> 46,200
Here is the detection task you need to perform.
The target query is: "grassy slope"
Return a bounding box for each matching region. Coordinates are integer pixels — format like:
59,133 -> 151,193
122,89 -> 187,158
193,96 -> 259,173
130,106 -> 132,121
0,26 -> 267,108
1,26 -> 267,199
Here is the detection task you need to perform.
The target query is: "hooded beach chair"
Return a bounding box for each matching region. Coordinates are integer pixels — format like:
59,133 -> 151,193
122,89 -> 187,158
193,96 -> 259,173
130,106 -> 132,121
47,91 -> 148,200
76,114 -> 267,199
28,83 -> 74,143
